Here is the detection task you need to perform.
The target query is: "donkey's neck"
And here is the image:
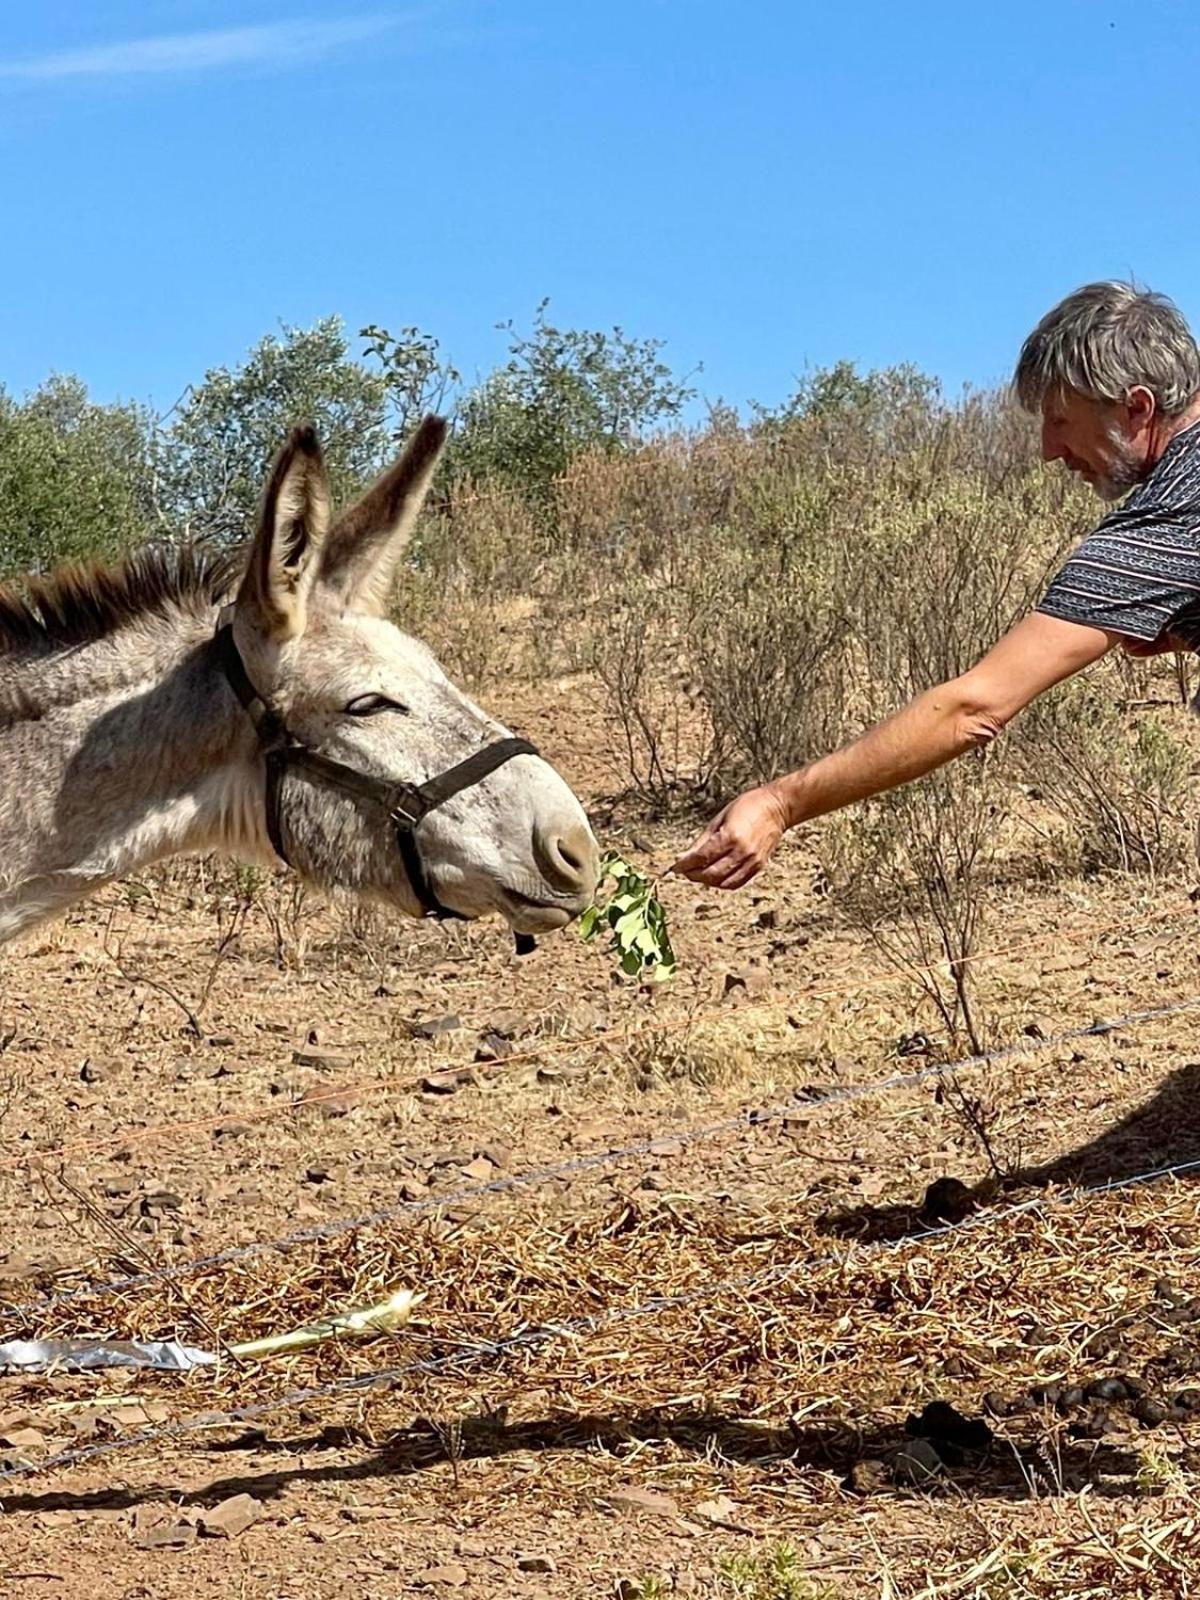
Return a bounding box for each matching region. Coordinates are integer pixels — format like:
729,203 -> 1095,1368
0,616 -> 271,944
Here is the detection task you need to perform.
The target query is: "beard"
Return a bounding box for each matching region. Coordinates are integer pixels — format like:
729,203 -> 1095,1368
1094,427 -> 1149,502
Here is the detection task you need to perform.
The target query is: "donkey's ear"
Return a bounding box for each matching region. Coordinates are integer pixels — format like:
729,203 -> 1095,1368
236,425 -> 331,640
317,415 -> 447,614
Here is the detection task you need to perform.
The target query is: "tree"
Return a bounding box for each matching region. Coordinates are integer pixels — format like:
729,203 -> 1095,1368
0,375 -> 156,578
162,317 -> 391,542
454,300 -> 696,495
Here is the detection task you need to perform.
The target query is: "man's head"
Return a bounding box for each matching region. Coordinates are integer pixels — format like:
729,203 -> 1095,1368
1014,281 -> 1200,501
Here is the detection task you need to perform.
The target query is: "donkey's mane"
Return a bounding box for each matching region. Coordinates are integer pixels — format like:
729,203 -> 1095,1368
0,544 -> 243,655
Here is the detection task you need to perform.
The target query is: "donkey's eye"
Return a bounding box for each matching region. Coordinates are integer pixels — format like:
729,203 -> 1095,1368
345,694 -> 408,717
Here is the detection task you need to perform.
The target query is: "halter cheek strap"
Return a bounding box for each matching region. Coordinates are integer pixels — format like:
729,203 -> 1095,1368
213,623 -> 538,924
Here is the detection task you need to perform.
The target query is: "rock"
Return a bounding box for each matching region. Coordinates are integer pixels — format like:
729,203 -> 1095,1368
399,1181 -> 427,1203
102,1176 -> 139,1199
602,1486 -> 680,1517
1086,1377 -> 1130,1403
291,1049 -> 352,1071
1135,1397 -> 1168,1428
892,1439 -> 944,1486
134,1521 -> 196,1550
304,1165 -> 332,1185
421,1072 -> 464,1096
982,1391 -> 1011,1418
481,1143 -> 512,1170
922,1177 -> 975,1224
197,1493 -> 262,1539
80,1058 -> 104,1083
847,1458 -> 890,1494
413,1563 -> 470,1588
693,1494 -> 744,1526
410,1014 -> 462,1040
460,1157 -> 495,1184
488,1010 -> 532,1040
909,1401 -> 992,1451
0,1426 -> 46,1458
518,1553 -> 557,1573
474,1032 -> 514,1062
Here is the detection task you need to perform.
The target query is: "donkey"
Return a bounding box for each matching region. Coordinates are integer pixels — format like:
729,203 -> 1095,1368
0,417 -> 600,946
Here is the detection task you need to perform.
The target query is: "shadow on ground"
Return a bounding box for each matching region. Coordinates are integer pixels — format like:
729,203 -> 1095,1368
0,1402 -> 1166,1518
818,1059 -> 1200,1245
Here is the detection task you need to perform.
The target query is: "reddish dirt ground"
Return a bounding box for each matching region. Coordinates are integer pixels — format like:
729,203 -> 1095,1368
3,672 -> 1200,1597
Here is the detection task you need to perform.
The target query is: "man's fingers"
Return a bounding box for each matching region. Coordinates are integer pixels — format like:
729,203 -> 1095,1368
718,857 -> 762,891
672,828 -> 732,877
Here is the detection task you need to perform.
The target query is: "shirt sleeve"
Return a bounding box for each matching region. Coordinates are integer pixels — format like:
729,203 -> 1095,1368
1036,496 -> 1200,645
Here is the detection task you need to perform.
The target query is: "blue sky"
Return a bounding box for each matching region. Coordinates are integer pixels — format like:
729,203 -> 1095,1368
3,1 -> 1200,418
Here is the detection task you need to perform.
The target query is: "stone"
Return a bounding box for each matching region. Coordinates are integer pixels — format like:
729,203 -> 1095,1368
413,1563 -> 470,1587
0,1426 -> 46,1457
421,1072 -> 463,1096
461,1158 -> 495,1183
847,1458 -> 890,1494
602,1486 -> 680,1517
410,1014 -> 463,1040
893,1439 -> 945,1486
291,1049 -> 352,1071
481,1143 -> 512,1170
134,1521 -> 196,1550
198,1493 -> 262,1539
518,1553 -> 557,1573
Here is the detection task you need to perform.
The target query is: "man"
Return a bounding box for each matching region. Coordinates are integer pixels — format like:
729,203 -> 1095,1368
674,281 -> 1200,891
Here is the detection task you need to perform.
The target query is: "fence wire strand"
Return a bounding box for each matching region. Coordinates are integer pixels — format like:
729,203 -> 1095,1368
7,988 -> 1200,1327
5,1143 -> 1200,1487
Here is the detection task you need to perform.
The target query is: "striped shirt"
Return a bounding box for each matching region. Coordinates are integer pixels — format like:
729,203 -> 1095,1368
1037,419 -> 1200,651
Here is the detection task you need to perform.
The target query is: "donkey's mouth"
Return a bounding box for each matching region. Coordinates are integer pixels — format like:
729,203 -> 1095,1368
498,885 -> 578,933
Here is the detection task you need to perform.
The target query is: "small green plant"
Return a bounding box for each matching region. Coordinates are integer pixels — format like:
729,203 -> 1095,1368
579,850 -> 676,981
719,1542 -> 841,1600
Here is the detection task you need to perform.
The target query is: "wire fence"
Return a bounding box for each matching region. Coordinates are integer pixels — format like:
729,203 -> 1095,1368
5,1143 -> 1200,1487
8,988 -> 1200,1327
3,899 -> 1189,1174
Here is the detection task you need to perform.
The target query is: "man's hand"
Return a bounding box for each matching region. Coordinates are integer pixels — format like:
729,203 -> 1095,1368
671,785 -> 789,890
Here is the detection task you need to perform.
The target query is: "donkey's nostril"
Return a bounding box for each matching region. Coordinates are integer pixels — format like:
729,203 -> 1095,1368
556,838 -> 585,873
535,821 -> 600,899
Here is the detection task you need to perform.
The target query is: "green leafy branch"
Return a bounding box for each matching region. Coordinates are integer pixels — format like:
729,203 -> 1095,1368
579,851 -> 676,982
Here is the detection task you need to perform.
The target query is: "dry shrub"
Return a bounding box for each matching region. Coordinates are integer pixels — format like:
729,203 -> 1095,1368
812,464 -> 1072,1051
1012,671 -> 1195,876
689,547 -> 847,791
590,578 -> 726,814
398,479 -> 544,686
820,756 -> 1005,1053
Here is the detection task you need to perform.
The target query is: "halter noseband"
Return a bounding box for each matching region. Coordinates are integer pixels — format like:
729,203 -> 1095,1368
214,621 -> 538,925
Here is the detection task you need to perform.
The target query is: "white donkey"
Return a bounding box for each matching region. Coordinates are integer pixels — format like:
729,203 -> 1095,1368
0,417 -> 599,946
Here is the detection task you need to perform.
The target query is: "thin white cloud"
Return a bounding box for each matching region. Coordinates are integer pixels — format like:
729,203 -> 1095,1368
0,16 -> 396,81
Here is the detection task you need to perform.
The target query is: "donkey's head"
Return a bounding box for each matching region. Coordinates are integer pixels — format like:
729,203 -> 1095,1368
229,418 -> 599,933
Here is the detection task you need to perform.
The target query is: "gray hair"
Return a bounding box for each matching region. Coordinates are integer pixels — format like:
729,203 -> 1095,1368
1014,281 -> 1200,417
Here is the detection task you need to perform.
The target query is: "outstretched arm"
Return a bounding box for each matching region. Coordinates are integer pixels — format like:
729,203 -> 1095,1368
672,611 -> 1118,890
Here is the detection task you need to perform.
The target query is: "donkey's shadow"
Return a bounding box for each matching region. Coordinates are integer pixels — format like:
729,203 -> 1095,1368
820,1058 -> 1200,1244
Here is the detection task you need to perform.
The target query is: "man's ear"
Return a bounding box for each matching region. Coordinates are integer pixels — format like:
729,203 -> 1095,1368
235,425 -> 331,640
1125,384 -> 1157,432
317,416 -> 447,614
